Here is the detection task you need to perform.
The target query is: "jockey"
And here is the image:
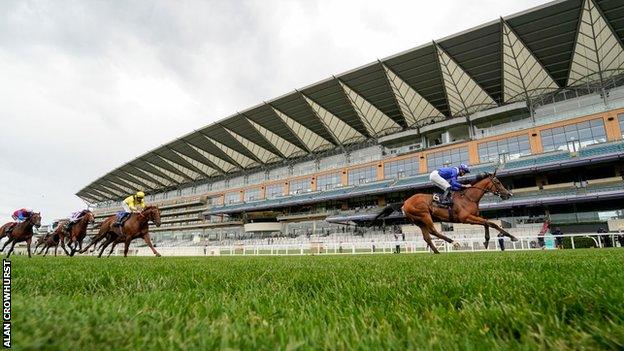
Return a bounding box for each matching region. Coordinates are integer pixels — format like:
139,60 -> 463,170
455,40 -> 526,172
66,210 -> 88,233
429,164 -> 471,205
6,208 -> 33,234
114,191 -> 146,227
12,208 -> 33,223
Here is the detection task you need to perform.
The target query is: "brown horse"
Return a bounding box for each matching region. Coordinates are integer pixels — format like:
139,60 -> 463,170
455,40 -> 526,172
35,231 -> 67,257
0,212 -> 42,258
376,172 -> 517,253
62,211 -> 95,256
80,206 -> 161,257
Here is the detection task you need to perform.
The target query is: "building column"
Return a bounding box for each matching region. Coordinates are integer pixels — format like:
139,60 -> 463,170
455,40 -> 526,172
529,129 -> 543,154
468,142 -> 479,165
418,154 -> 427,173
604,113 -> 622,141
376,163 -> 384,181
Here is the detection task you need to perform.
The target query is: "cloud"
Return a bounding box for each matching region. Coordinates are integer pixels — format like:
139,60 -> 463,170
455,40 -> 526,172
0,0 -> 548,223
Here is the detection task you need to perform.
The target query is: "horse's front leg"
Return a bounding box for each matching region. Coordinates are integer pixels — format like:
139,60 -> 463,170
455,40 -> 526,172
484,224 -> 490,249
26,238 -> 32,258
142,233 -> 161,257
466,215 -> 517,242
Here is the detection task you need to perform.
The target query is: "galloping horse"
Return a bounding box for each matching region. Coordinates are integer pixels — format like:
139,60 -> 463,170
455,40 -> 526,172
80,206 -> 161,257
376,171 -> 517,253
0,212 -> 42,258
62,211 -> 95,256
34,231 -> 66,257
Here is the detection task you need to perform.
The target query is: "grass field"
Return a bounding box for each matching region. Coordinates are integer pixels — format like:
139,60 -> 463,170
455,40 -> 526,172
11,249 -> 624,350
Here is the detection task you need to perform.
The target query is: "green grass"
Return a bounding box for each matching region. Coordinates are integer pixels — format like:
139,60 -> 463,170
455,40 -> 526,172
11,249 -> 624,350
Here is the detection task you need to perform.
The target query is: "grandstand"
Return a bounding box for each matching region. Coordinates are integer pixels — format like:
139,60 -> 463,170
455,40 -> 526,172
78,0 -> 624,249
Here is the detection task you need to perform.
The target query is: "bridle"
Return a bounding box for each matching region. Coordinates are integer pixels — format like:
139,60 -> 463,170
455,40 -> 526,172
465,175 -> 506,198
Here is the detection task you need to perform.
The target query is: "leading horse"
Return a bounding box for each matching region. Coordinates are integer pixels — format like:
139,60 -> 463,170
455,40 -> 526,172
80,206 -> 161,257
376,171 -> 517,253
0,212 -> 42,258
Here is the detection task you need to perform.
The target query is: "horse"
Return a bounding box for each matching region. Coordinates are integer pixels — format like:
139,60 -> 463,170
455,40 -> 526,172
0,212 -> 42,258
62,211 -> 95,256
80,206 -> 161,258
375,171 -> 517,253
34,231 -> 66,257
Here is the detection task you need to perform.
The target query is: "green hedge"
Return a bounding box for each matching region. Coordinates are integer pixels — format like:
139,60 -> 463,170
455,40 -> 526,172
562,236 -> 597,249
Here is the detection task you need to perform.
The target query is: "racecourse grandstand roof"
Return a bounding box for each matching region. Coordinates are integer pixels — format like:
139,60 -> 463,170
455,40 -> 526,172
77,0 -> 624,203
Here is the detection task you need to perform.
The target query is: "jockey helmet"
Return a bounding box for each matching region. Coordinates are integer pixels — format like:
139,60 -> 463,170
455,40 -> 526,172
136,191 -> 145,198
459,164 -> 470,173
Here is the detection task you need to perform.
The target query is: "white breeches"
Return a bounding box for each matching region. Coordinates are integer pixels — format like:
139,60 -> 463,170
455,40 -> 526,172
122,203 -> 131,213
429,171 -> 451,190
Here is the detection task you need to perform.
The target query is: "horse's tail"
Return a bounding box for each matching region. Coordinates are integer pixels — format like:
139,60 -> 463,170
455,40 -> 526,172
369,202 -> 404,226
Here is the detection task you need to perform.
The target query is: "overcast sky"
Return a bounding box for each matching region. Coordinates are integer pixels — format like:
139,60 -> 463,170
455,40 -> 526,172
0,0 -> 548,223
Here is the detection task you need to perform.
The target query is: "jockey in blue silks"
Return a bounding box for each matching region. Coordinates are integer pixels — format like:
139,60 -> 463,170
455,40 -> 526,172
429,164 -> 471,205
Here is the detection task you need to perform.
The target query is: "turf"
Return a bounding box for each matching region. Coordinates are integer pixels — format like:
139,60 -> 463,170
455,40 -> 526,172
10,249 -> 624,350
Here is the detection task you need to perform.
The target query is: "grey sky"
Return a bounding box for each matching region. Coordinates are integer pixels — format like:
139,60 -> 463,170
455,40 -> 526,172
0,0 -> 548,223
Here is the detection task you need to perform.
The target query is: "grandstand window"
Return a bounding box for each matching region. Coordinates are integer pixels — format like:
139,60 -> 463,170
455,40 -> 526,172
384,157 -> 420,179
319,154 -> 347,170
540,118 -> 606,152
269,166 -> 290,181
619,114 -> 624,138
210,180 -> 225,191
228,176 -> 245,188
348,166 -> 376,185
246,172 -> 265,185
349,146 -> 382,164
317,172 -> 342,190
224,192 -> 240,204
477,135 -> 531,163
292,161 -> 317,176
244,188 -> 261,202
266,183 -> 285,199
426,147 -> 469,171
289,178 -> 312,195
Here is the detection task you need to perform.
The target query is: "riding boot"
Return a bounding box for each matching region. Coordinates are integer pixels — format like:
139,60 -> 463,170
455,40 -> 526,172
442,187 -> 452,206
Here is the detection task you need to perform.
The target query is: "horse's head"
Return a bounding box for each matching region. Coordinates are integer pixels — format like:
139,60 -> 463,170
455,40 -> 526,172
477,172 -> 513,200
141,206 -> 161,227
84,211 -> 95,224
30,212 -> 42,228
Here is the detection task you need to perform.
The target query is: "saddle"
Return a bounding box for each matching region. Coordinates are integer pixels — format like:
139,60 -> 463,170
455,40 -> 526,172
5,222 -> 18,235
432,193 -> 454,222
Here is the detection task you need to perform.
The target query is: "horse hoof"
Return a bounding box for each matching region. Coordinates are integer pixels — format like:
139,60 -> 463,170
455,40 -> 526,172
511,237 -> 519,242
452,241 -> 461,249
156,253 -> 162,257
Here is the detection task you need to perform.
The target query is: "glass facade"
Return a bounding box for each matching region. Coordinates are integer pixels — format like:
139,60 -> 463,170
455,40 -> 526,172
244,187 -> 261,202
384,157 -> 419,179
426,147 -> 469,171
246,172 -> 265,185
224,192 -> 240,204
540,118 -> 606,152
317,172 -> 342,190
478,135 -> 531,163
289,178 -> 312,195
319,154 -> 347,170
266,183 -> 284,199
348,166 -> 376,185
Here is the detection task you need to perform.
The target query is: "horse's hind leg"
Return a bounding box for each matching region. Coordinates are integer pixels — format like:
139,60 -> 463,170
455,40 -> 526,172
414,222 -> 438,254
107,242 -> 118,257
0,238 -> 13,252
6,241 -> 17,258
422,217 -> 456,244
26,238 -> 32,258
483,225 -> 491,249
98,237 -> 114,258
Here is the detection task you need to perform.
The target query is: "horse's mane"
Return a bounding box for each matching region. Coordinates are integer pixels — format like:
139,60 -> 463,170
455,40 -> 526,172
471,172 -> 492,184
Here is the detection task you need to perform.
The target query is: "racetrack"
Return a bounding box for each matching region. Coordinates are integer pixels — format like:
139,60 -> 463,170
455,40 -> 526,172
11,250 -> 624,350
